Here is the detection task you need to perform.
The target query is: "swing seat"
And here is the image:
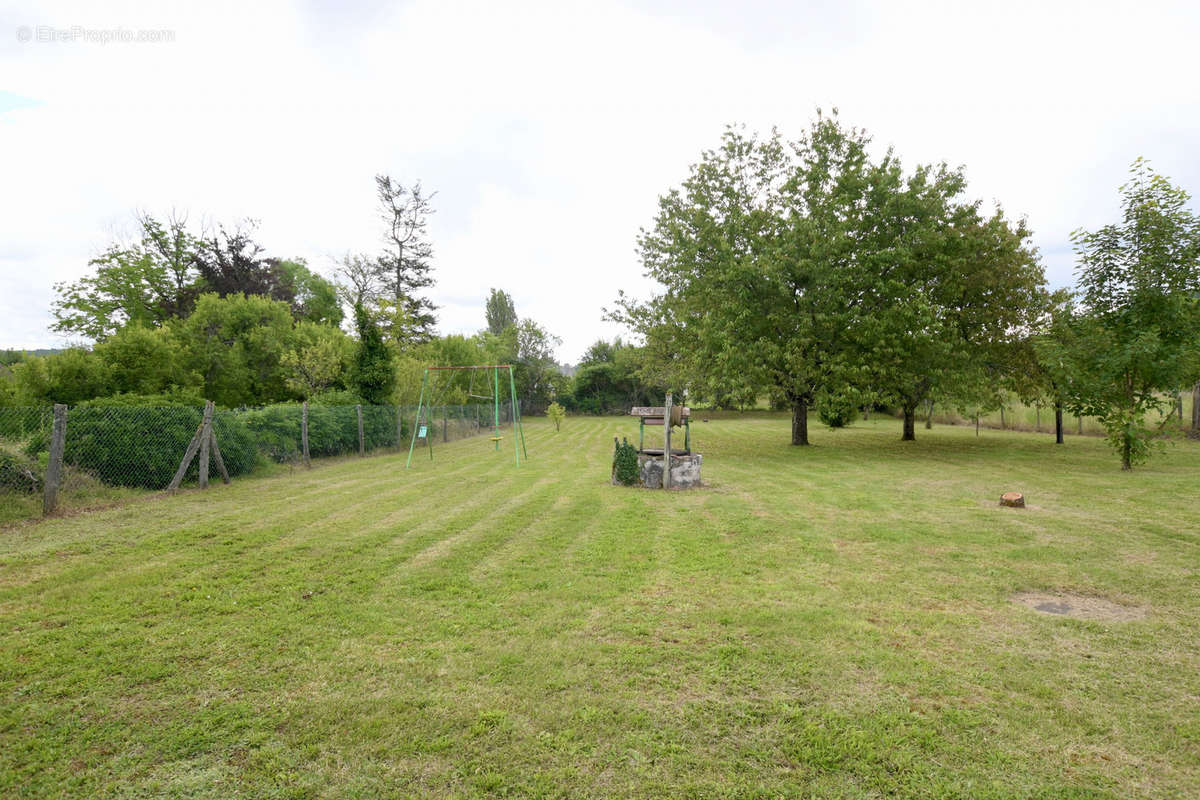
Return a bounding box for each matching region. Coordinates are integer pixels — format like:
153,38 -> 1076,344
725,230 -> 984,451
489,436 -> 503,441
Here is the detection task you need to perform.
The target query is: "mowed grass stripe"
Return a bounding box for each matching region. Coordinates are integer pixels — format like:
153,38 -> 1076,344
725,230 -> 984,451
2,415 -> 1199,798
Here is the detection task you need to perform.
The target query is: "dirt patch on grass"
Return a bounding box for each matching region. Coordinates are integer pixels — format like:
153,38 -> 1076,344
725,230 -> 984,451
1011,591 -> 1147,621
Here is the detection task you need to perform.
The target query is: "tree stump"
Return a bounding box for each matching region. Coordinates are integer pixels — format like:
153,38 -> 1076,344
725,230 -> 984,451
999,492 -> 1025,508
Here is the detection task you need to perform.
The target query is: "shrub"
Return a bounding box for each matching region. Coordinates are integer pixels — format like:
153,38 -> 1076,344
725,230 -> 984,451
239,399 -> 399,462
818,395 -> 858,429
547,402 -> 566,431
57,398 -> 259,489
612,437 -> 639,486
0,445 -> 41,494
239,404 -> 304,462
0,407 -> 49,440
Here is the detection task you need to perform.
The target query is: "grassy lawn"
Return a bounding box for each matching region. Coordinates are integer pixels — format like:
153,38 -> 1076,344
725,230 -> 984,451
2,415 -> 1198,798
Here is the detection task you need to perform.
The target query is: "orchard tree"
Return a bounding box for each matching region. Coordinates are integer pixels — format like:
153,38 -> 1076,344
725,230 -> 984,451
1039,160 -> 1200,469
617,113 -> 1045,444
854,179 -> 1045,441
615,126 -> 804,438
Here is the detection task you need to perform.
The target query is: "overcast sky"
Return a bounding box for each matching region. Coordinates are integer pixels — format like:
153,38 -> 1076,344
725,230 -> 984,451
2,0 -> 1199,362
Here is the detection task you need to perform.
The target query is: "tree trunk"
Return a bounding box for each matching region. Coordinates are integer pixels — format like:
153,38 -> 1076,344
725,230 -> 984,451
1035,405 -> 1041,432
1175,392 -> 1184,422
1193,382 -> 1200,431
975,415 -> 980,437
999,406 -> 1005,429
1054,403 -> 1064,445
925,399 -> 933,430
1121,433 -> 1133,470
791,398 -> 809,446
1077,415 -> 1083,435
902,406 -> 916,441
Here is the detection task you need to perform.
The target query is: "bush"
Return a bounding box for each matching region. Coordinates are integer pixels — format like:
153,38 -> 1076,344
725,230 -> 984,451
818,395 -> 858,429
58,398 -> 259,489
0,445 -> 41,494
612,438 -> 639,486
239,404 -> 304,462
239,399 -> 399,462
0,407 -> 49,440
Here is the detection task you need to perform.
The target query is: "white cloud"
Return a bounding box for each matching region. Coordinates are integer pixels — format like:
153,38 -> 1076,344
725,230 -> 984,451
2,0 -> 1199,362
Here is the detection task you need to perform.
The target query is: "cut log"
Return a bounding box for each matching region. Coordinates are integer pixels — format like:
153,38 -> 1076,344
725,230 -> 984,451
999,492 -> 1026,508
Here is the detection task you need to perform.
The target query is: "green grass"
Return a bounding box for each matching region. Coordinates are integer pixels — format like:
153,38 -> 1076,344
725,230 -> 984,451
2,416 -> 1198,798
0,470 -> 147,526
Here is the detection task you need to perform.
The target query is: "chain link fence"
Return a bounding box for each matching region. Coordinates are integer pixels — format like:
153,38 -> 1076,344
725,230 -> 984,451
0,402 -> 513,521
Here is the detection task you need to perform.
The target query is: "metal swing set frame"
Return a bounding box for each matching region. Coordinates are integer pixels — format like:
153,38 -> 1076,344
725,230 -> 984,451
405,364 -> 528,468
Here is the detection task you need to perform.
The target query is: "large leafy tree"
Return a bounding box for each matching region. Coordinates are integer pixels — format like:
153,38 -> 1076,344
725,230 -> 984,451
617,116 -> 888,444
514,319 -> 563,415
174,293 -> 296,407
616,126 -> 801,438
94,324 -> 197,397
193,221 -> 292,302
618,113 -> 1044,444
853,171 -> 1045,440
269,258 -> 343,327
485,288 -> 518,335
569,338 -> 662,414
1038,160 -> 1200,469
281,321 -> 353,399
52,213 -> 202,340
9,348 -> 112,405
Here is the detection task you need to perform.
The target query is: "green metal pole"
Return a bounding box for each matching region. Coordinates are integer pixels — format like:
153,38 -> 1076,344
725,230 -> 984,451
508,366 -> 521,466
405,368 -> 429,468
493,367 -> 500,451
511,367 -> 527,460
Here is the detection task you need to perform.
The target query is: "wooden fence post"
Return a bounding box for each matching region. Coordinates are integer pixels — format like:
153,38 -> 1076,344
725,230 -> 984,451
663,392 -> 673,490
169,406 -> 208,491
396,405 -> 403,451
42,404 -> 67,516
302,400 -> 311,467
198,401 -> 214,489
443,406 -> 448,443
209,422 -> 230,485
356,404 -> 364,456
1193,381 -> 1200,431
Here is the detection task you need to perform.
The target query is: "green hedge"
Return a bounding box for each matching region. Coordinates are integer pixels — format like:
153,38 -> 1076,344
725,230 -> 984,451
0,445 -> 41,494
58,400 -> 259,490
238,403 -> 400,463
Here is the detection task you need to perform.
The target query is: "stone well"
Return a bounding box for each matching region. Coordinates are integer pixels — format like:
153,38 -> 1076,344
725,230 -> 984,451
629,452 -> 703,489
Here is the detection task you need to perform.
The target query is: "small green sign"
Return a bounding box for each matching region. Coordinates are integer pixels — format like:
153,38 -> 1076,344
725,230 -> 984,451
418,425 -> 427,438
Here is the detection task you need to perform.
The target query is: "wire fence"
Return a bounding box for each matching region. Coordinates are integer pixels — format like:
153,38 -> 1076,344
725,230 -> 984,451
0,402 -> 514,519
